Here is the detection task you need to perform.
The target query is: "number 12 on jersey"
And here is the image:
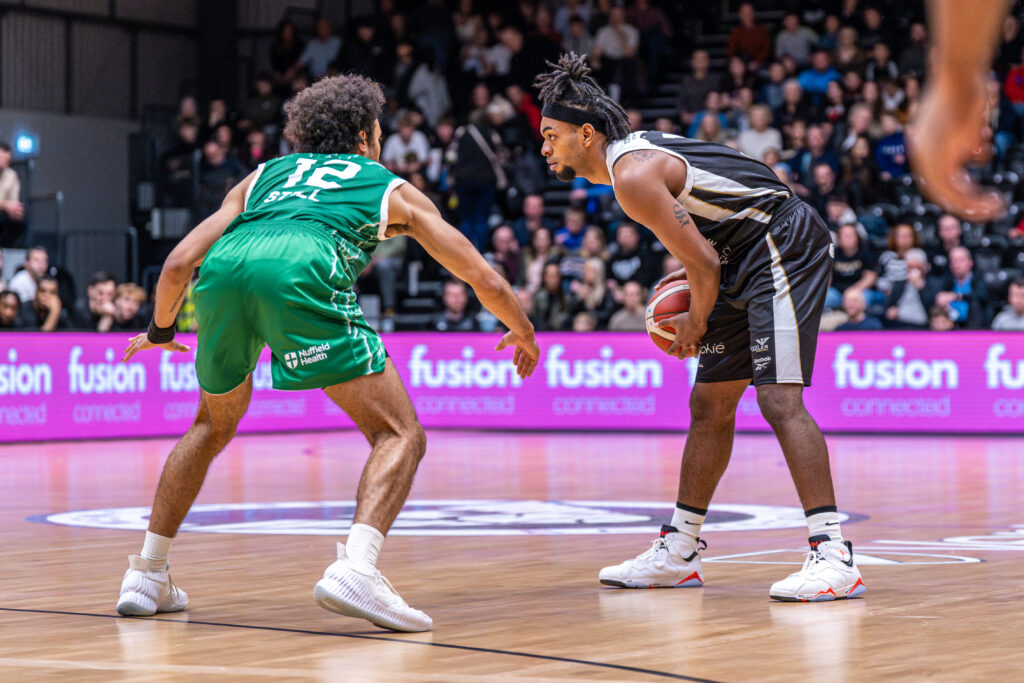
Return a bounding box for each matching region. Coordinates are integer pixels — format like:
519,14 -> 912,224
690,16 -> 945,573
265,158 -> 363,204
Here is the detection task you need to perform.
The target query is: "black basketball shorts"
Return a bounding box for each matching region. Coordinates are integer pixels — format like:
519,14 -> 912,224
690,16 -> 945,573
695,197 -> 834,386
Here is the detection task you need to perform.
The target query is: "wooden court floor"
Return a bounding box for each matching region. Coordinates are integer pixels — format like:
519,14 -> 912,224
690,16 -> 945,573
1,429 -> 1023,682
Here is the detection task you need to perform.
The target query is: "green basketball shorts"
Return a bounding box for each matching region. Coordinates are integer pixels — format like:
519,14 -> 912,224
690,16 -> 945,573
192,221 -> 386,394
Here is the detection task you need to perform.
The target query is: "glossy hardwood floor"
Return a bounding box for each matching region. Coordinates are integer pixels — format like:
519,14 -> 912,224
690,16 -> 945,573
1,430 -> 1023,682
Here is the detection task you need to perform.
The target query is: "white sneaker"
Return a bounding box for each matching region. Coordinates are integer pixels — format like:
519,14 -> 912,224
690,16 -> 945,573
116,556 -> 189,616
599,525 -> 705,588
314,543 -> 432,632
769,536 -> 867,602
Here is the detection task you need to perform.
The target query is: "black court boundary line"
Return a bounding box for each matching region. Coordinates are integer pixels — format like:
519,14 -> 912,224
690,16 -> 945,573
0,607 -> 722,682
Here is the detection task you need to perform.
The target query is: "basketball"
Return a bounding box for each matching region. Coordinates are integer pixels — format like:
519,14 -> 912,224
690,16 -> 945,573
645,281 -> 690,352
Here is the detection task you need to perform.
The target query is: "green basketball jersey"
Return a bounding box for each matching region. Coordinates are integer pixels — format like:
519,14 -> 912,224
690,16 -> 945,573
225,153 -> 405,286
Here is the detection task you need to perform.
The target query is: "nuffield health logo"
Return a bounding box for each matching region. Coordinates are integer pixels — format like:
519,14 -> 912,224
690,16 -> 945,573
284,352 -> 298,370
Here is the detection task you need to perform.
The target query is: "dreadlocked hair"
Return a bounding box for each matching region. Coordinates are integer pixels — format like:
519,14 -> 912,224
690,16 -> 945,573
533,52 -> 631,141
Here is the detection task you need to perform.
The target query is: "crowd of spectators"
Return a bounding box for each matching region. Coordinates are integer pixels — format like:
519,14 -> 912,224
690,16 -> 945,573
8,1 -> 1024,335
0,246 -> 153,332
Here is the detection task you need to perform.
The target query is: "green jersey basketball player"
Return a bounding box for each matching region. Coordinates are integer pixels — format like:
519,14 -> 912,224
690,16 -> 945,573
115,74 -> 539,632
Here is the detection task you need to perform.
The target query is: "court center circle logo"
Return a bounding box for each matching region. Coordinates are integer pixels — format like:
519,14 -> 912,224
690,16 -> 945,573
36,500 -> 867,537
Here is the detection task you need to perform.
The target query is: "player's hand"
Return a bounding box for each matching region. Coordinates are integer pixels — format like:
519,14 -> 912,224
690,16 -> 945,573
495,329 -> 540,379
123,332 -> 190,363
656,312 -> 705,359
909,73 -> 1005,221
655,267 -> 687,290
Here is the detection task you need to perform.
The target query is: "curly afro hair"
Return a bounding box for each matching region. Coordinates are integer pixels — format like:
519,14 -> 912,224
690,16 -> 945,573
533,52 -> 631,141
283,74 -> 384,154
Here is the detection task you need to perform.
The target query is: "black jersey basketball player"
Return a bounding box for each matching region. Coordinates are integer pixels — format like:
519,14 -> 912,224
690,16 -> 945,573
535,54 -> 864,602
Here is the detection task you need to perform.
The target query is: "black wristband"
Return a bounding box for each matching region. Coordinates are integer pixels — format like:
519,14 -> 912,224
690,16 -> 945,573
147,318 -> 176,344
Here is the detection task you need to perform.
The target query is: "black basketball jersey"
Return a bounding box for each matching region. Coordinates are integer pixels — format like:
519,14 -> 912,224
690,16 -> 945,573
605,131 -> 792,264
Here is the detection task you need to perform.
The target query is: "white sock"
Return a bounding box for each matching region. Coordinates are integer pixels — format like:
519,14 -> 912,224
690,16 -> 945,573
669,504 -> 705,554
140,531 -> 174,572
806,509 -> 844,543
346,523 -> 385,573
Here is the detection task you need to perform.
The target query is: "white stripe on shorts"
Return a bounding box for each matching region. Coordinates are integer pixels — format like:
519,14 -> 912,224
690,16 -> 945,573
765,233 -> 803,384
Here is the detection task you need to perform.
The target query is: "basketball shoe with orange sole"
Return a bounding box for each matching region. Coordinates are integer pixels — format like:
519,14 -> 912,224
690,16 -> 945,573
598,525 -> 706,588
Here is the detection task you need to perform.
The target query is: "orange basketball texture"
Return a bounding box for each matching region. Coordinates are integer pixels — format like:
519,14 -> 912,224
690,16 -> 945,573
645,282 -> 691,352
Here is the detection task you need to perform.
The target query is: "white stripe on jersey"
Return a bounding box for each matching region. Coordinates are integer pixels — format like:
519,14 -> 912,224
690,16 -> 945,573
243,163 -> 266,211
765,233 -> 803,384
684,195 -> 773,224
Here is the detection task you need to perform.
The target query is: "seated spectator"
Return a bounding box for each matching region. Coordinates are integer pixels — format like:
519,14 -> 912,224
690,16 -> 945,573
928,214 -> 964,279
71,270 -> 117,332
987,76 -> 1019,161
678,50 -> 717,128
933,247 -> 991,329
758,63 -> 787,113
162,121 -> 201,207
797,49 -> 840,103
433,280 -> 477,331
827,223 -> 879,310
512,194 -> 557,246
883,248 -> 937,330
695,112 -> 727,144
20,274 -> 66,331
452,115 -> 503,252
0,290 -> 21,329
629,0 -> 673,87
875,113 -> 908,181
877,223 -> 922,295
899,23 -> 928,79
357,234 -> 406,320
841,135 -> 882,209
737,104 -> 783,163
834,26 -> 864,73
591,6 -> 640,101
197,140 -> 245,218
269,19 -> 305,94
864,42 -> 899,83
515,286 -> 545,331
775,13 -> 818,65
485,225 -> 524,286
381,114 -> 430,175
992,279 -> 1024,330
554,206 -> 587,251
607,222 -> 658,295
7,246 -> 49,303
929,304 -> 956,331
774,80 -> 812,136
296,17 -> 341,80
342,17 -> 391,85
533,261 -> 572,330
728,2 -> 771,66
608,280 -> 648,331
570,258 -> 615,328
407,49 -> 452,128
806,163 -> 847,219
523,227 -> 559,294
562,14 -> 594,57
720,56 -> 757,100
572,311 -> 598,332
0,142 -> 26,247
687,91 -> 730,139
243,72 -> 283,132
111,283 -> 148,331
836,288 -> 883,330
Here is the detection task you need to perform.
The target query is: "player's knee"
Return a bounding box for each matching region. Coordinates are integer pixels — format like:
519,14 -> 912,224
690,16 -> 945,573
689,396 -> 735,427
756,386 -> 804,426
408,423 -> 427,462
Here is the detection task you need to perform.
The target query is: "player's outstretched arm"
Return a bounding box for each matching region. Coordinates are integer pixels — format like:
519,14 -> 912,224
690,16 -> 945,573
123,171 -> 256,362
909,0 -> 1012,220
612,152 -> 721,359
387,182 -> 539,378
